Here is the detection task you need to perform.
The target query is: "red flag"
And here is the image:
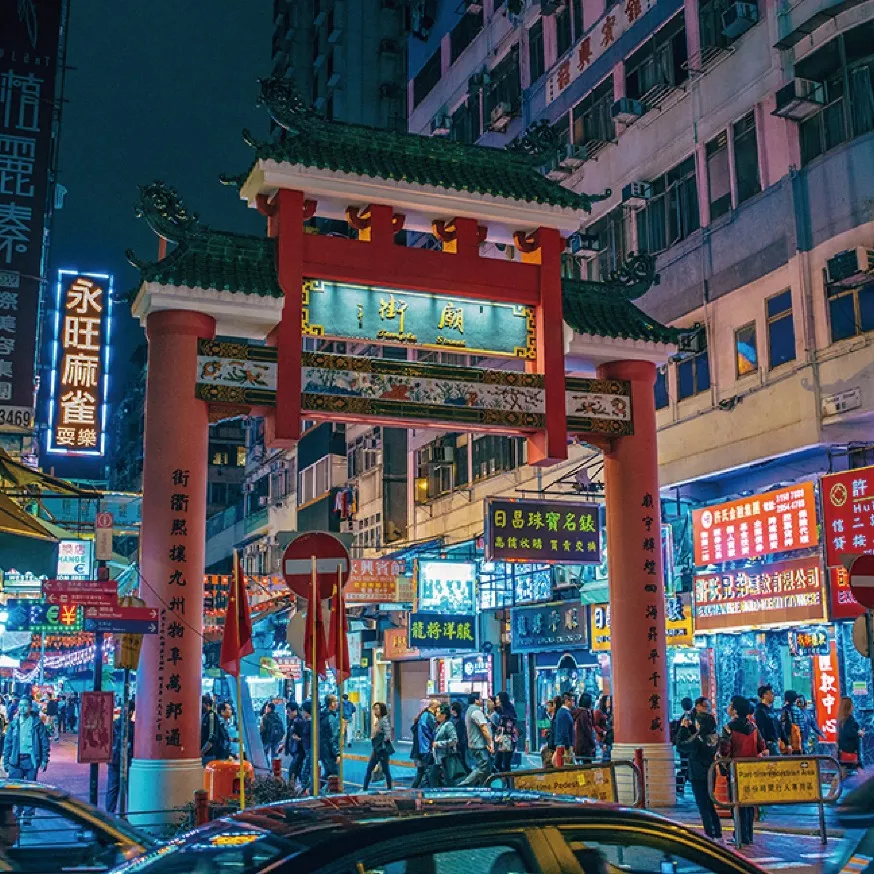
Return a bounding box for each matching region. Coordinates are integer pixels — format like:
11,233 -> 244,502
219,560 -> 253,677
304,598 -> 329,677
328,588 -> 351,682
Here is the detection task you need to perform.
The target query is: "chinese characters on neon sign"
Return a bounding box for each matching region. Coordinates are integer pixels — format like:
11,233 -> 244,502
48,271 -> 112,455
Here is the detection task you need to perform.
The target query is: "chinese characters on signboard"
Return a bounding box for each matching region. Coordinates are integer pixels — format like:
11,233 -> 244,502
694,556 -> 826,632
485,499 -> 601,564
511,602 -> 587,652
544,0 -> 656,105
56,539 -> 93,580
788,629 -> 829,656
813,643 -> 839,743
408,612 -> 476,651
48,272 -> 112,454
821,465 -> 874,567
383,626 -> 419,660
692,482 -> 818,566
734,759 -> 821,805
416,561 -> 476,614
302,279 -> 536,360
0,1 -> 62,430
829,565 -> 864,620
345,558 -> 405,604
589,595 -> 694,652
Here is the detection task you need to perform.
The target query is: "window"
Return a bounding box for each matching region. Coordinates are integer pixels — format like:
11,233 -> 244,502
572,0 -> 584,38
625,15 -> 688,103
797,23 -> 874,165
655,366 -> 669,409
528,20 -> 545,83
556,6 -> 573,56
735,322 -> 758,376
356,843 -> 539,874
572,76 -> 615,149
413,48 -> 441,107
552,112 -> 571,146
451,97 -> 482,144
587,206 -> 628,280
472,435 -> 524,481
484,45 -> 521,123
298,457 -> 331,504
828,282 -> 874,342
210,447 -> 230,466
733,111 -> 761,204
706,131 -> 730,220
450,9 -> 483,63
236,445 -> 246,466
637,156 -> 700,254
767,290 -> 796,368
677,348 -> 710,399
210,482 -> 227,505
699,0 -> 758,50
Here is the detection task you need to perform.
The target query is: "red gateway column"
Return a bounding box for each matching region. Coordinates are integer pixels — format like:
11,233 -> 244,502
598,358 -> 675,805
128,309 -> 215,821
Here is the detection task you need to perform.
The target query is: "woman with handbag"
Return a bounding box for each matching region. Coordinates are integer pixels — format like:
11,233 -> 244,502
494,692 -> 518,773
838,696 -> 864,775
362,702 -> 394,790
432,704 -> 463,787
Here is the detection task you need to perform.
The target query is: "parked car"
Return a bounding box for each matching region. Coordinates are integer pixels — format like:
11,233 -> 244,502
110,791 -> 767,874
0,780 -> 156,873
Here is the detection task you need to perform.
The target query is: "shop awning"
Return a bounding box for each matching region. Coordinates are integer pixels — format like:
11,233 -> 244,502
0,491 -> 60,579
0,449 -> 98,496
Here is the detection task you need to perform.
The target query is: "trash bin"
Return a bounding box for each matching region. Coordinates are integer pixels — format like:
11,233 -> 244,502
204,759 -> 254,802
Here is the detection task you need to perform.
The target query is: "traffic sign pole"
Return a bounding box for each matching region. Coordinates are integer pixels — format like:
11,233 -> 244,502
310,556 -> 319,798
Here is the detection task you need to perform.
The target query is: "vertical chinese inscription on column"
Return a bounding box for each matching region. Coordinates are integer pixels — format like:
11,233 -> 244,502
641,492 -> 663,734
159,468 -> 190,753
0,1 -> 63,430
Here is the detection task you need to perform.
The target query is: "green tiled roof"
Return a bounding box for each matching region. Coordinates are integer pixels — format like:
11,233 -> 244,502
251,76 -> 596,212
563,279 -> 682,345
131,228 -> 282,299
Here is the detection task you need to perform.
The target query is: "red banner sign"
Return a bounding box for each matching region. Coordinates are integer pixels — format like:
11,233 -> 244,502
813,643 -> 840,743
383,627 -> 419,661
822,465 -> 874,568
346,559 -> 405,604
77,691 -> 113,764
694,555 -> 826,632
829,565 -> 865,620
692,482 -> 818,566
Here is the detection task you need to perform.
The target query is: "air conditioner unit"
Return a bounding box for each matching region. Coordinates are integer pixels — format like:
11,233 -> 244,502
721,2 -> 758,39
490,101 -> 513,131
677,326 -> 705,354
432,445 -> 454,464
430,112 -> 451,136
542,156 -> 571,181
258,495 -> 269,506
826,247 -> 874,288
558,142 -> 587,169
621,181 -> 653,208
464,0 -> 484,12
773,78 -> 825,122
540,0 -> 567,13
611,97 -> 645,124
567,232 -> 600,257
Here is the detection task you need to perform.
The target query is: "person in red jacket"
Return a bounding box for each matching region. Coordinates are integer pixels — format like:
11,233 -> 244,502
718,695 -> 765,846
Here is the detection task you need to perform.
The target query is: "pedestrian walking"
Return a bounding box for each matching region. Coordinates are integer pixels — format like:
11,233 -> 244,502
676,709 -> 722,841
411,700 -> 438,788
260,701 -> 285,764
797,697 -> 824,753
718,695 -> 764,846
459,692 -> 494,786
106,701 -> 135,813
362,702 -> 394,790
553,694 -> 575,766
780,691 -> 803,755
753,684 -> 782,756
432,704 -> 463,787
201,696 -> 222,766
450,700 -> 470,774
3,698 -> 49,820
594,695 -> 613,761
57,697 -> 67,735
282,702 -> 304,784
319,695 -> 341,783
837,696 -> 864,774
573,692 -> 597,764
342,694 -> 356,748
494,692 -> 518,773
298,701 -> 315,792
540,698 -> 559,766
44,694 -> 59,741
670,697 -> 694,795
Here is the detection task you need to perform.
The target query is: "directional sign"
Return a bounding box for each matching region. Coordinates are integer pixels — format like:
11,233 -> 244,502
42,579 -> 117,607
85,617 -> 158,634
850,554 -> 874,609
282,532 -> 350,600
83,605 -> 158,622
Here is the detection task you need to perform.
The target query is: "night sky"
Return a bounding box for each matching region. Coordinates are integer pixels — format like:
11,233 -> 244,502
46,1 -> 272,435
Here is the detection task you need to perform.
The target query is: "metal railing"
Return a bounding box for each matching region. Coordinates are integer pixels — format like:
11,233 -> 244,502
707,755 -> 842,849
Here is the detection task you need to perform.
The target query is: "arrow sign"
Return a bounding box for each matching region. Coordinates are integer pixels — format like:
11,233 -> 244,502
43,579 -> 118,607
84,618 -> 158,634
83,605 -> 158,622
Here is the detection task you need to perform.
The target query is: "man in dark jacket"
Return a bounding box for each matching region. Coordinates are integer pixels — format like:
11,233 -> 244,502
753,684 -> 783,756
283,702 -> 305,784
106,701 -> 135,813
319,695 -> 341,784
554,696 -> 575,764
573,693 -> 597,762
676,710 -> 721,839
3,698 -> 49,819
411,700 -> 438,788
260,702 -> 285,763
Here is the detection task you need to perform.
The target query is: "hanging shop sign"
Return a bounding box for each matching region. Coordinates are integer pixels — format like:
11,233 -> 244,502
0,0 -> 63,432
6,599 -> 83,634
346,558 -> 405,604
416,560 -> 477,614
47,271 -> 113,455
408,612 -> 477,651
821,465 -> 874,568
788,629 -> 829,656
813,642 -> 840,743
692,482 -> 818,566
511,601 -> 587,652
302,278 -> 537,359
383,627 -> 420,661
693,555 -> 826,633
77,691 -> 113,764
485,498 -> 601,564
56,539 -> 93,580
462,654 -> 491,682
195,341 -> 633,440
589,595 -> 694,652
829,565 -> 865,621
0,571 -> 45,593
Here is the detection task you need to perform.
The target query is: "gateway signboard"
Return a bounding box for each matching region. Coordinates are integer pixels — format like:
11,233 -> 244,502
694,555 -> 826,632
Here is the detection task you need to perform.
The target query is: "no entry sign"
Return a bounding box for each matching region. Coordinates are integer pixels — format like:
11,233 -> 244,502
283,532 -> 350,600
850,554 -> 874,609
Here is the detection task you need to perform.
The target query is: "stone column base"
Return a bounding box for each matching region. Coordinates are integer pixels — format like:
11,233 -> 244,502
612,742 -> 677,808
128,757 -> 203,832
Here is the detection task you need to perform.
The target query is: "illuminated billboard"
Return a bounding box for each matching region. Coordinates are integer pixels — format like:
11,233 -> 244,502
47,271 -> 112,455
